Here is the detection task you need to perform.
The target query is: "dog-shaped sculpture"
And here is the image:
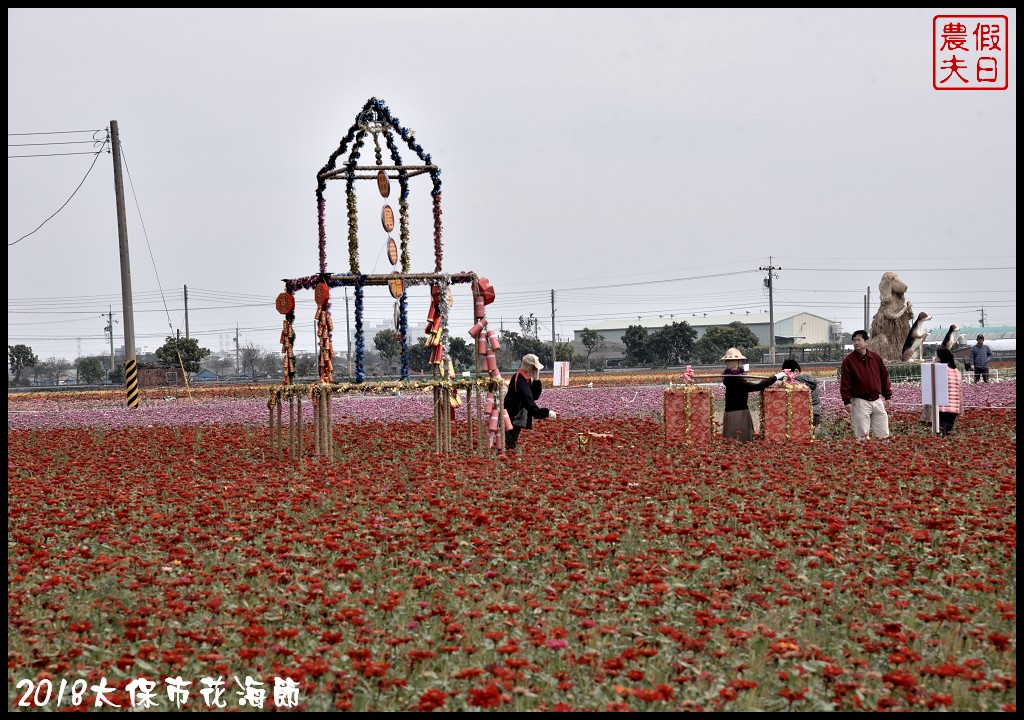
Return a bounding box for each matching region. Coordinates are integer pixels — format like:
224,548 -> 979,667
940,323 -> 961,350
901,311 -> 932,361
869,271 -> 916,362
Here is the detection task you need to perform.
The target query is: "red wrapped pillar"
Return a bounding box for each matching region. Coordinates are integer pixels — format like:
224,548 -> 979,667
762,384 -> 814,443
664,386 -> 714,445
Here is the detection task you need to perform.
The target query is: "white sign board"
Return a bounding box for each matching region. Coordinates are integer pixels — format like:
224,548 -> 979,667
921,363 -> 949,406
552,361 -> 571,387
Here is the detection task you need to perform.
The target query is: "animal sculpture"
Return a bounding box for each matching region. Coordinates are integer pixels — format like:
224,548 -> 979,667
869,272 -> 916,362
902,311 -> 932,361
940,323 -> 961,350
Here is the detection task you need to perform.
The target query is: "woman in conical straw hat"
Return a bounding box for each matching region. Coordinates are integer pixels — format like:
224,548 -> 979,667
720,347 -> 784,443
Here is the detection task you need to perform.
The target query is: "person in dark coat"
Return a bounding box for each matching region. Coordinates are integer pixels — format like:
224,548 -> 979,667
504,353 -> 556,450
720,347 -> 784,442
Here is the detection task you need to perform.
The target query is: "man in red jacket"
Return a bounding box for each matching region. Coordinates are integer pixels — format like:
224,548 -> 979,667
840,329 -> 893,440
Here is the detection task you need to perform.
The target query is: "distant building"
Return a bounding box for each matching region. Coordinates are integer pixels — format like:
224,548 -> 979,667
192,368 -> 219,383
137,361 -> 182,388
574,312 -> 836,354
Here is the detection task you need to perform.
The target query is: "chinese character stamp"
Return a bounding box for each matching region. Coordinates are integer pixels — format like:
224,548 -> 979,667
934,15 -> 1009,90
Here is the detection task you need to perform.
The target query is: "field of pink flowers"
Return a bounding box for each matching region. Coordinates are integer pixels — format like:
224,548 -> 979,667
7,376 -> 1016,711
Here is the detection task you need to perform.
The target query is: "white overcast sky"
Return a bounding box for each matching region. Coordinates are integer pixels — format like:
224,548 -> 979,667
8,8 -> 1016,363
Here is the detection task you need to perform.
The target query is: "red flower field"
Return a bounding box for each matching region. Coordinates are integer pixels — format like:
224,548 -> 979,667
7,379 -> 1017,712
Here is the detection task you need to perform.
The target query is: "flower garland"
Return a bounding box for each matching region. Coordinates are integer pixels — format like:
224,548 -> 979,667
268,376 -> 504,406
399,199 -> 411,272
399,294 -> 409,379
346,180 -> 360,274
432,193 -> 443,272
317,198 -> 327,274
354,277 -> 365,383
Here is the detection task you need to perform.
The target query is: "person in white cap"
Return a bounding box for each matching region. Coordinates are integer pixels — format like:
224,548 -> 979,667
720,347 -> 784,443
504,353 -> 556,450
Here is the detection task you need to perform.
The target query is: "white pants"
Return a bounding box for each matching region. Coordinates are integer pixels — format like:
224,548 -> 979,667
851,398 -> 889,439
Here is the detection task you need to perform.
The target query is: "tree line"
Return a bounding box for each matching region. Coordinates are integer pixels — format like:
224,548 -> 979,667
9,318 -> 847,387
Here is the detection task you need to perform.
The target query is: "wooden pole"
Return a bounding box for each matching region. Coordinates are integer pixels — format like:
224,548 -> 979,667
289,394 -> 295,458
296,394 -> 303,460
322,388 -> 331,459
466,385 -> 474,452
268,400 -> 275,451
276,399 -> 283,459
313,389 -> 321,457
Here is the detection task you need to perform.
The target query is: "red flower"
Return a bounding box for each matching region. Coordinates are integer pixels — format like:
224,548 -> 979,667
416,688 -> 447,712
467,683 -> 507,708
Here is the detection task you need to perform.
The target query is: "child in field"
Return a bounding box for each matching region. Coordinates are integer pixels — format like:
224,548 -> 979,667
781,359 -> 821,430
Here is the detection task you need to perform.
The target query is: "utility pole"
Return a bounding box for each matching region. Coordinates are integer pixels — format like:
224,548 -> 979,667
234,324 -> 240,374
110,120 -> 138,407
978,306 -> 986,327
759,259 -> 780,363
183,285 -> 190,339
865,286 -> 870,332
103,306 -> 116,372
551,289 -> 557,367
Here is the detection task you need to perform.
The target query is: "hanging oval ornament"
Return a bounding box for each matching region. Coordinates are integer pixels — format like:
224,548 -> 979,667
275,292 -> 295,315
445,286 -> 454,309
393,301 -> 401,329
381,205 -> 395,233
314,282 -> 330,307
376,170 -> 391,198
388,274 -> 405,299
387,237 -> 399,265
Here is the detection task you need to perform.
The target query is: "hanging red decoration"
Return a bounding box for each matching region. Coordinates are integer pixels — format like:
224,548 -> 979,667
477,277 -> 496,305
275,292 -> 295,315
315,282 -> 330,307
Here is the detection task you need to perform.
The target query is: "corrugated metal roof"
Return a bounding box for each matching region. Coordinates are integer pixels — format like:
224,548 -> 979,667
582,312 -> 806,332
924,325 -> 1016,343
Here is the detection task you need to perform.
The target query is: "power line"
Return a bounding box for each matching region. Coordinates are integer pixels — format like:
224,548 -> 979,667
8,134 -> 110,246
8,129 -> 105,136
9,150 -> 106,158
9,140 -> 103,147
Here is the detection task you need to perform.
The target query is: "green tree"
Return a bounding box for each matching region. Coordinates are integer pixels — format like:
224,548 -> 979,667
8,344 -> 38,386
407,337 -> 432,374
646,321 -> 698,367
374,329 -> 401,371
448,337 -> 474,372
519,314 -> 540,340
75,356 -> 106,385
239,342 -> 265,379
109,363 -> 125,385
33,356 -> 68,385
155,336 -> 212,374
294,353 -> 317,378
579,328 -> 604,369
554,341 -> 575,367
621,325 -> 651,367
694,322 -> 763,364
498,330 -> 548,371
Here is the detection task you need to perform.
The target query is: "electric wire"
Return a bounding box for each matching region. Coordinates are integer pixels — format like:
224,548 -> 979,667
8,136 -> 109,246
